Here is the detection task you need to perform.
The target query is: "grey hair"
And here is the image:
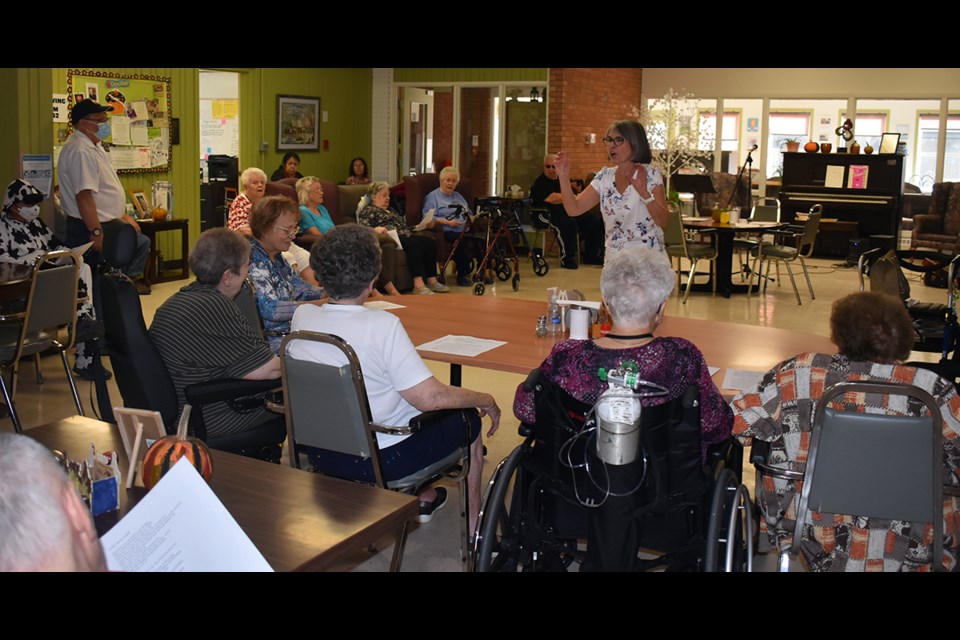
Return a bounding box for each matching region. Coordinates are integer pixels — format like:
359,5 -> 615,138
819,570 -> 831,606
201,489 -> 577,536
310,224 -> 382,300
189,228 -> 251,285
366,181 -> 390,198
240,167 -> 266,189
0,434 -> 72,571
600,248 -> 675,327
439,166 -> 460,181
295,176 -> 321,206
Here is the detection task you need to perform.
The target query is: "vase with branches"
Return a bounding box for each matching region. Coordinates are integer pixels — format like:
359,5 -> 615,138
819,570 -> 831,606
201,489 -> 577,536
632,88 -> 710,197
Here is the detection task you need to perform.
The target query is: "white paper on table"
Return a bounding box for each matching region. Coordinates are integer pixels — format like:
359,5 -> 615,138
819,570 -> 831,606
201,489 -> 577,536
414,209 -> 435,232
708,366 -> 720,377
101,458 -> 273,572
386,229 -> 403,249
364,300 -> 406,310
416,335 -> 507,357
722,369 -> 766,393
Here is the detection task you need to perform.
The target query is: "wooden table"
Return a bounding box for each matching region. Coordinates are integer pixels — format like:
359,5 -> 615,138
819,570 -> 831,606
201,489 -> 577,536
381,294 -> 836,395
25,416 -> 419,572
682,217 -> 783,297
138,218 -> 189,284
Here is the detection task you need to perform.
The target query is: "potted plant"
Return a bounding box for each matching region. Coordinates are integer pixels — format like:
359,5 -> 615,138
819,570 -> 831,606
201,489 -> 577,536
782,137 -> 801,153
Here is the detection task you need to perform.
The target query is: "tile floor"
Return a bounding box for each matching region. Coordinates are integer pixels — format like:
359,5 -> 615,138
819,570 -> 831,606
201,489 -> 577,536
6,243 -> 950,571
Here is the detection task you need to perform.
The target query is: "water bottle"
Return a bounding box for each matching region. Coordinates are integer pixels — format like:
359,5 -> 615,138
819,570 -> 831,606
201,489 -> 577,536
548,301 -> 562,335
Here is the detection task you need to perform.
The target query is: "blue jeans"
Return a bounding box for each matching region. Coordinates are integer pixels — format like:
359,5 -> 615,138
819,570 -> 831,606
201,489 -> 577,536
66,217 -> 150,279
307,409 -> 481,483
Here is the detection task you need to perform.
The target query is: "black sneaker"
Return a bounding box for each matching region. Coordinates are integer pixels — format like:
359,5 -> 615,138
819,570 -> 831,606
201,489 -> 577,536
456,275 -> 472,287
73,366 -> 113,381
416,487 -> 448,524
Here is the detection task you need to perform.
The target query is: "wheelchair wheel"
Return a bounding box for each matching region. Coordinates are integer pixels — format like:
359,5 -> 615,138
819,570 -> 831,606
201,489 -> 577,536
495,259 -> 511,281
703,468 -> 754,572
475,446 -> 525,572
473,282 -> 485,296
532,255 -> 549,277
512,273 -> 520,291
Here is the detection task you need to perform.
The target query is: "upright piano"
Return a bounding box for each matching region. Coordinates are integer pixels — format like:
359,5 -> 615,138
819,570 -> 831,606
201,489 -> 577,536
778,152 -> 905,243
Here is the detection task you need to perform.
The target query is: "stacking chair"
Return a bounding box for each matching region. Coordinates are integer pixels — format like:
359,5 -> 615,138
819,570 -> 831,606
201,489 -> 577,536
277,330 -> 474,571
752,381 -> 948,572
748,205 -> 822,305
0,251 -> 84,433
664,205 -> 717,303
732,201 -> 779,281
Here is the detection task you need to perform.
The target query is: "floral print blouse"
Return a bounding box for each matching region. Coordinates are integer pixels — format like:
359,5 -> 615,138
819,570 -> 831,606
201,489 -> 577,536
589,165 -> 665,253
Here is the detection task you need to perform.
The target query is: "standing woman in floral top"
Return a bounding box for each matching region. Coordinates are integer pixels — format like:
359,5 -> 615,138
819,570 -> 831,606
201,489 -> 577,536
555,120 -> 670,256
248,196 -> 326,353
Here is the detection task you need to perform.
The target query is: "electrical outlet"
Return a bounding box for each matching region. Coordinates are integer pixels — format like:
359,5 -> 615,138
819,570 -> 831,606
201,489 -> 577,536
259,141 -> 269,152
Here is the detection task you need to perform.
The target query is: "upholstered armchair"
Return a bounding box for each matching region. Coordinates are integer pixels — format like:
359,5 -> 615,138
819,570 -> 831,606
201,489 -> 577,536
911,182 -> 960,254
402,174 -> 477,266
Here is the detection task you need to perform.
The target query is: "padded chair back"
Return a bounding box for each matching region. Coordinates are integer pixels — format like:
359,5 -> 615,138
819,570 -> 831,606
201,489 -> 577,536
100,268 -> 180,431
750,204 -> 779,223
662,205 -> 685,249
265,178 -> 298,205
797,206 -> 822,257
403,173 -> 476,227
233,277 -> 265,337
279,330 -> 384,483
794,381 -> 944,567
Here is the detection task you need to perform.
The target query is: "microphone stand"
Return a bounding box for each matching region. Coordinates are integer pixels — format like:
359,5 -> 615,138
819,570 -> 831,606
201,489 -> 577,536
726,147 -> 754,213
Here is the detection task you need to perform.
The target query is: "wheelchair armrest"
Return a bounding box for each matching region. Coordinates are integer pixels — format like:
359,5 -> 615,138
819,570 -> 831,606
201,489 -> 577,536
264,388 -> 285,414
184,378 -> 281,405
749,439 -> 770,465
749,439 -> 804,481
522,368 -> 543,392
407,408 -> 468,432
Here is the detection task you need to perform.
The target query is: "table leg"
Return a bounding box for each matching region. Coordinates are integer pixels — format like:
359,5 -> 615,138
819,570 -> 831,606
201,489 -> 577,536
450,364 -> 462,387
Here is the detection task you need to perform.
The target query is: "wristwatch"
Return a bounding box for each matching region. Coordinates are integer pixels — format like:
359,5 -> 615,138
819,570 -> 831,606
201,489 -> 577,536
89,228 -> 102,237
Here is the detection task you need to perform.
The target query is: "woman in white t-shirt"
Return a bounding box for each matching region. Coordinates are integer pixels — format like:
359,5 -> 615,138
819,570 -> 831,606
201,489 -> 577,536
555,120 -> 670,256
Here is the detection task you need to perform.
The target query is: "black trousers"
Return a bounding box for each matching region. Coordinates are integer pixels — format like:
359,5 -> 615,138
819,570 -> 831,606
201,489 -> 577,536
539,209 -> 604,264
400,233 -> 438,280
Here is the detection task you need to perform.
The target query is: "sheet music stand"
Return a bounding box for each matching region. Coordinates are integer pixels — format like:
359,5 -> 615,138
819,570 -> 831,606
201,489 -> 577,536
671,174 -> 716,196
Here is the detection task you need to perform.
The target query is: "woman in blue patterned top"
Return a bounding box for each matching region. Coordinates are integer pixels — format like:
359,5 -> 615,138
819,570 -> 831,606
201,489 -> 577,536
248,196 -> 326,353
554,120 -> 670,256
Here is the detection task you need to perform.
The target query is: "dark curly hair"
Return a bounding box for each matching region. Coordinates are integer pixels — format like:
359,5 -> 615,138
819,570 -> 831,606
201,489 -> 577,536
309,224 -> 381,300
829,291 -> 914,364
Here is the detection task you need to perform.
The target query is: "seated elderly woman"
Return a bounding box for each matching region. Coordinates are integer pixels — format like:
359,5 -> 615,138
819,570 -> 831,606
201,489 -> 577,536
422,166 -> 474,286
358,181 -> 448,295
289,224 -> 500,530
514,247 -> 732,570
295,176 -> 335,239
227,167 -> 267,237
0,179 -> 103,380
732,291 -> 960,572
150,228 -> 281,440
270,152 -> 303,182
248,195 -> 326,353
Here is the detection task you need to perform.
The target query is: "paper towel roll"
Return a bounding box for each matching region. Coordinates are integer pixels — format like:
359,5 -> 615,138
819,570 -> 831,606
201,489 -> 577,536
569,308 -> 591,340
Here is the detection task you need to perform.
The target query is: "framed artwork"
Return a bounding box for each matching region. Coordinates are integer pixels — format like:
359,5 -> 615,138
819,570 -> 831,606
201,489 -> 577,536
879,132 -> 901,154
277,95 -> 320,151
114,407 -> 167,489
129,189 -> 150,216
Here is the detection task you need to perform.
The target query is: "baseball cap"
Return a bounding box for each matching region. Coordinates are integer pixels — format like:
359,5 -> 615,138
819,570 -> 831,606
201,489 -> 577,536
70,100 -> 112,125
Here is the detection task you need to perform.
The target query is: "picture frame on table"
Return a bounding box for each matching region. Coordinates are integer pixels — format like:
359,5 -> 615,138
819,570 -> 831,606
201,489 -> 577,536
277,95 -> 320,151
114,407 -> 167,489
129,189 -> 150,217
879,132 -> 901,154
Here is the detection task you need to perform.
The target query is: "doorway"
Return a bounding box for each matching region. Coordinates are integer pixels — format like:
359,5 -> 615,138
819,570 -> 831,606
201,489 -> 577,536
199,70 -> 240,232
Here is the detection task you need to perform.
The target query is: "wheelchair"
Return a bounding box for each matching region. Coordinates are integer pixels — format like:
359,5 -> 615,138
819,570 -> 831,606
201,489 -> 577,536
474,369 -> 753,572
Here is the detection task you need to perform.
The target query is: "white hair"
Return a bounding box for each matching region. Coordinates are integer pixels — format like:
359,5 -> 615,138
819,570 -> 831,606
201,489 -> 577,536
240,167 -> 266,189
0,434 -> 72,571
600,248 -> 675,327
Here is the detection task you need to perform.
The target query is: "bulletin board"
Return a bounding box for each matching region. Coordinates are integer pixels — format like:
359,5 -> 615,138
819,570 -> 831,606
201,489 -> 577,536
66,70 -> 172,174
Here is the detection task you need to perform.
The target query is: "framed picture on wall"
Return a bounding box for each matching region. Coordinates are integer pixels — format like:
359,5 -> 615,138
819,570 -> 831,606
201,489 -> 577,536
277,95 -> 320,151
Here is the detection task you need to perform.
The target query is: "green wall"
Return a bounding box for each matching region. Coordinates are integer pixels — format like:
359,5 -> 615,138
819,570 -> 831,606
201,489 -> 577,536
37,67 -> 373,261
394,68 -> 547,83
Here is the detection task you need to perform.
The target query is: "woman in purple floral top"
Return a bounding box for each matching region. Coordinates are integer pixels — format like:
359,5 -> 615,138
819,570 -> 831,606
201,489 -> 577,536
513,247 -> 732,462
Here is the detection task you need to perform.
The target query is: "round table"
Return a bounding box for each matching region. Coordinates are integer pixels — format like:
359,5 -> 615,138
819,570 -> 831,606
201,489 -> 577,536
682,217 -> 783,297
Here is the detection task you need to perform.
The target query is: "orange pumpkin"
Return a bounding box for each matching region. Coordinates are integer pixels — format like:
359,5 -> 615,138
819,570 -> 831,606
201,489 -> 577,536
804,141 -> 819,153
141,404 -> 213,489
151,207 -> 168,222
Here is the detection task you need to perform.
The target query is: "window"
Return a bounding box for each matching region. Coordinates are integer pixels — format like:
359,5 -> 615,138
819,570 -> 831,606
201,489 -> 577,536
766,112 -> 811,178
698,111 -> 740,152
916,113 -> 960,191
840,112 -> 888,150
